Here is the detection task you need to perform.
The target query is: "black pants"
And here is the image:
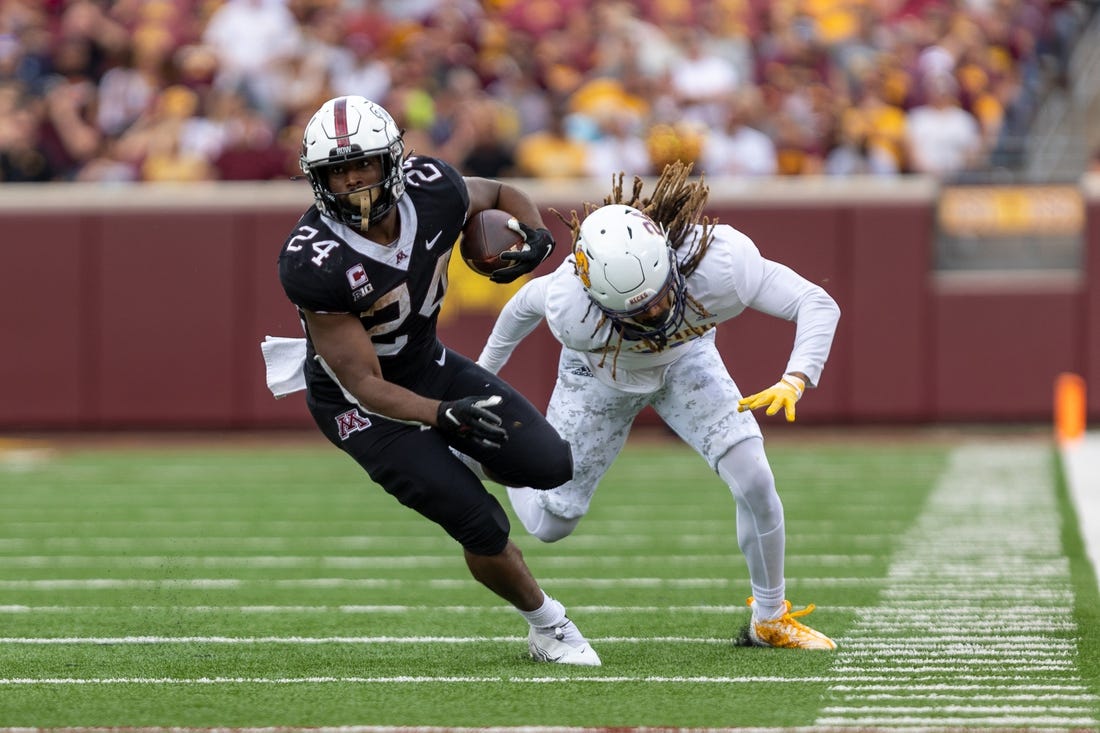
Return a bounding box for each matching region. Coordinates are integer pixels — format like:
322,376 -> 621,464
307,346 -> 572,555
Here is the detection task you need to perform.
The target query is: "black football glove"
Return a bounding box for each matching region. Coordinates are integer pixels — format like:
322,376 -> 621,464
436,395 -> 509,449
490,220 -> 555,284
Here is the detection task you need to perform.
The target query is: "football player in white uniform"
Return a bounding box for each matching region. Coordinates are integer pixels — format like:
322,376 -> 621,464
476,162 -> 841,649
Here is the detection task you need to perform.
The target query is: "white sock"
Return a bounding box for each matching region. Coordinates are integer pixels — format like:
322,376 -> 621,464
751,594 -> 787,621
518,590 -> 566,629
519,593 -> 588,645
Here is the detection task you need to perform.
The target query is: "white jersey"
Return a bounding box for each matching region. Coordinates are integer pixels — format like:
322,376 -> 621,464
479,223 -> 839,393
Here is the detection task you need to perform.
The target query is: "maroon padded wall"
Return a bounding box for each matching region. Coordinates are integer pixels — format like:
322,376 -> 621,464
96,211 -> 239,426
0,181 -> 1096,430
1087,200 -> 1100,417
932,284 -> 1083,420
0,214 -> 86,424
847,205 -> 934,421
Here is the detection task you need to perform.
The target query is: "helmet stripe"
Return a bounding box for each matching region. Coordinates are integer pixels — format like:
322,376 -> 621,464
333,97 -> 350,148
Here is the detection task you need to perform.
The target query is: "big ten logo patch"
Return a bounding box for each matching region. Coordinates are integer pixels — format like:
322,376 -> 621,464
335,408 -> 372,440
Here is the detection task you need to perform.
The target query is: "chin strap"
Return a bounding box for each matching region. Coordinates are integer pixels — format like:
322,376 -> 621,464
348,189 -> 376,231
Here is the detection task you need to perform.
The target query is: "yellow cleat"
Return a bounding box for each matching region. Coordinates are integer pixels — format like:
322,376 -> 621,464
746,597 -> 837,650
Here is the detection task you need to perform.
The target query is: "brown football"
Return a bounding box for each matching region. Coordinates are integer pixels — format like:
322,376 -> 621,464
460,209 -> 526,277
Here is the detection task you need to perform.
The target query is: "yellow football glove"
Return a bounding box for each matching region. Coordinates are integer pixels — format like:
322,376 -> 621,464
737,374 -> 806,423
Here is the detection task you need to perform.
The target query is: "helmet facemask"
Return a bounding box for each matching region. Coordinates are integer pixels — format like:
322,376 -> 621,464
300,96 -> 406,230
312,151 -> 403,229
601,251 -> 687,346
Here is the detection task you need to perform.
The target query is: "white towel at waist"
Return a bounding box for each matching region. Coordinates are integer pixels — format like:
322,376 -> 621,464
260,336 -> 307,398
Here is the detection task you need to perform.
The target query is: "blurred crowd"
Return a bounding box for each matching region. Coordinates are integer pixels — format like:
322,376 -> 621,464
0,0 -> 1092,184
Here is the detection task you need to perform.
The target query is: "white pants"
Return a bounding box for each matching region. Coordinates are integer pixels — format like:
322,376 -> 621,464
535,335 -> 763,521
507,335 -> 788,608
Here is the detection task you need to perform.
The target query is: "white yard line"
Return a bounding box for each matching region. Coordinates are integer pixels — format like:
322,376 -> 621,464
0,675 -> 1066,685
0,635 -> 725,645
0,630 -> 1083,653
0,518 -> 905,532
0,533 -> 894,551
0,576 -> 882,590
0,604 -> 869,615
0,553 -> 877,569
813,443 -> 1099,729
0,727 -> 866,733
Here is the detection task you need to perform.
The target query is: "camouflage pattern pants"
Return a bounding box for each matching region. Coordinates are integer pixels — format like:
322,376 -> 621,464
537,335 -> 763,520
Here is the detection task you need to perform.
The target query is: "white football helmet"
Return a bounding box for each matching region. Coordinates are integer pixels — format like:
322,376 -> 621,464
300,96 -> 406,228
574,204 -> 686,342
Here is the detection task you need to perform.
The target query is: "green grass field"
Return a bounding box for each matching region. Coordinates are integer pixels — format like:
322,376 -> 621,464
0,431 -> 1097,728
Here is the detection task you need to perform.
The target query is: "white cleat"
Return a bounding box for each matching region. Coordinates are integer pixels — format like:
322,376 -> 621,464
528,621 -> 602,666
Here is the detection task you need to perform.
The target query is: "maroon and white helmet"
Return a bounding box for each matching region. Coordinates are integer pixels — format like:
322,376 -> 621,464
299,96 -> 406,228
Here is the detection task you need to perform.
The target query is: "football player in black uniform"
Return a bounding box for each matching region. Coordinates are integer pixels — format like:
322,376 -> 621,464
277,95 -> 599,665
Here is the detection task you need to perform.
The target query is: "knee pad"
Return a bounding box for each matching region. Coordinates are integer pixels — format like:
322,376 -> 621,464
475,436 -> 573,490
524,436 -> 574,490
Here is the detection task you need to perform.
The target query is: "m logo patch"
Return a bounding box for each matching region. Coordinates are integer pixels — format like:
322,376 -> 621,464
335,408 -> 372,440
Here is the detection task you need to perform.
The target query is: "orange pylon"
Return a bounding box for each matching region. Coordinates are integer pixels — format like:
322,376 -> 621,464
1054,372 -> 1086,444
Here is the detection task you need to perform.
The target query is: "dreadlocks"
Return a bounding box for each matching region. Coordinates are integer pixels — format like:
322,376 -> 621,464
553,161 -> 719,376
555,160 -> 715,276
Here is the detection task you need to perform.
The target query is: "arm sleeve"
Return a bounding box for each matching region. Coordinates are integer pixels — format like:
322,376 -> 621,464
477,275 -> 552,374
744,260 -> 841,388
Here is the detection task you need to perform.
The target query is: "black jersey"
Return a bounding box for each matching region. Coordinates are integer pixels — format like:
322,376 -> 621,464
278,156 -> 469,393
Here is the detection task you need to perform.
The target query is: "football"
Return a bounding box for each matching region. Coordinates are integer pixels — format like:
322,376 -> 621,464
460,209 -> 526,277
